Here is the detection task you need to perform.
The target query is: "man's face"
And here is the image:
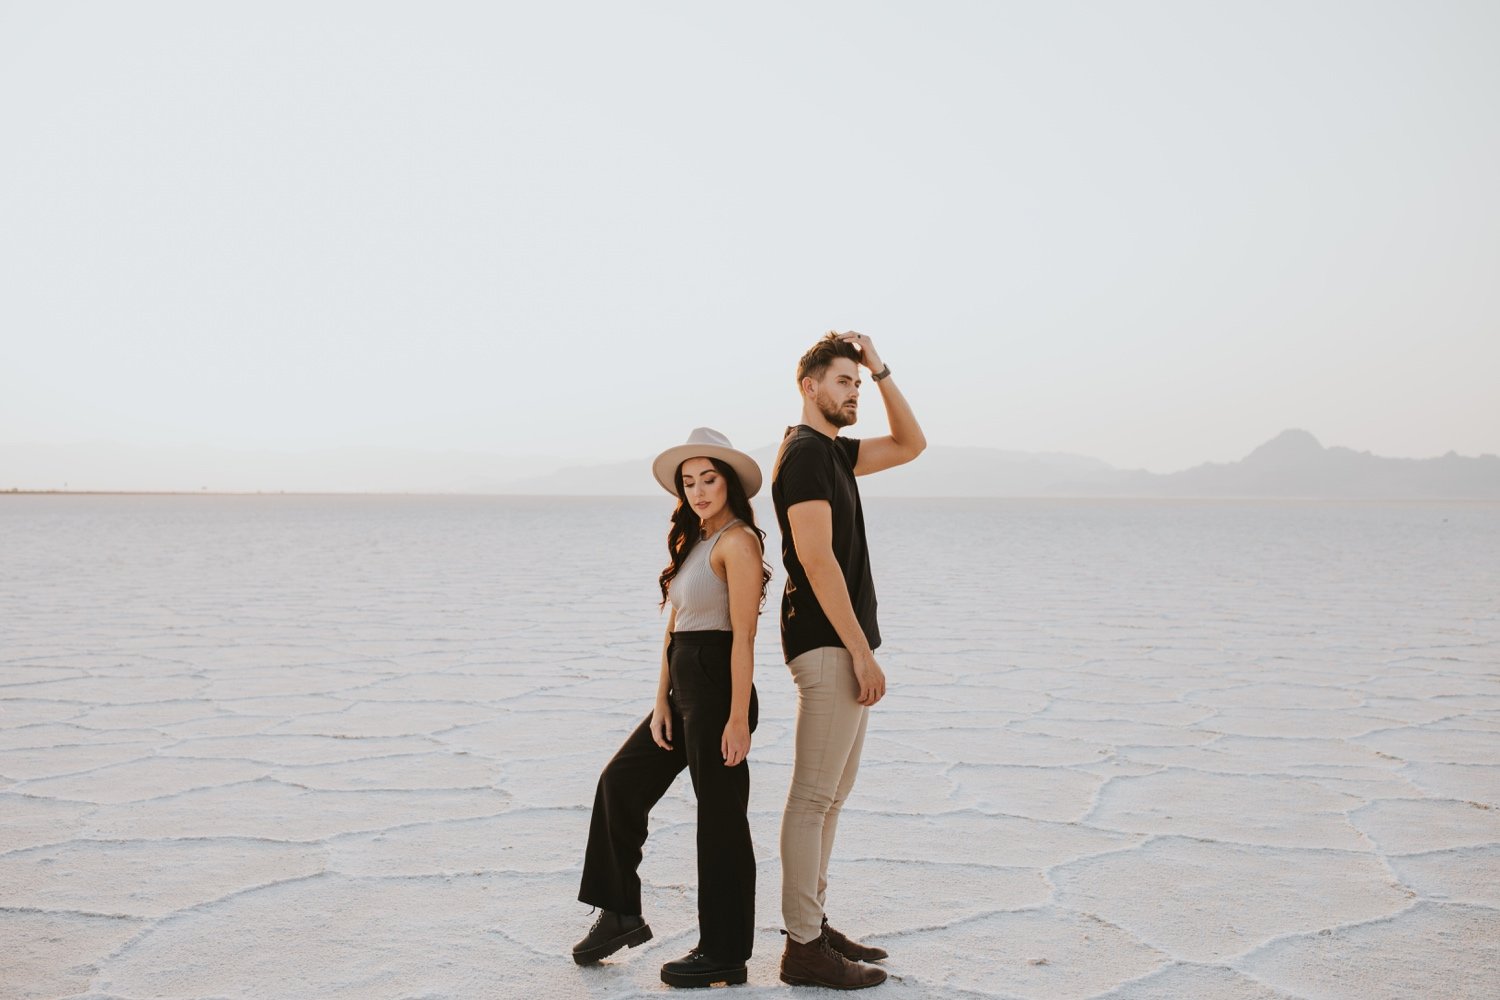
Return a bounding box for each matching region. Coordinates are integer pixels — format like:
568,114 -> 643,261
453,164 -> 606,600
809,358 -> 860,428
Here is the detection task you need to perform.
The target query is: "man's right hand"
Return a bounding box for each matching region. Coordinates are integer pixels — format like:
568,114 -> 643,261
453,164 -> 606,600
851,653 -> 886,706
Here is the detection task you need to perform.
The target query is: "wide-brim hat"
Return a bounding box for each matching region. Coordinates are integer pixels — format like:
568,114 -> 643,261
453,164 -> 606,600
652,427 -> 762,498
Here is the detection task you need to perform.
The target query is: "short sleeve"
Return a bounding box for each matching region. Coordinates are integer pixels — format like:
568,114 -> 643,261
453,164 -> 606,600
837,437 -> 860,469
778,440 -> 835,508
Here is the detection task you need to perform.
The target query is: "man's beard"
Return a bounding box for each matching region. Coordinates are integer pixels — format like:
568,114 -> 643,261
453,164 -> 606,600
817,392 -> 858,428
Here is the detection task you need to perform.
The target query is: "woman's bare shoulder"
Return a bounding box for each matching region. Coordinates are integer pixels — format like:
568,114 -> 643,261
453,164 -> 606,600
718,523 -> 763,558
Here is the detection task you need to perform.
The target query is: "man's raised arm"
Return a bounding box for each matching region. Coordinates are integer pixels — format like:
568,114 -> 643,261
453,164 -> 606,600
838,332 -> 925,477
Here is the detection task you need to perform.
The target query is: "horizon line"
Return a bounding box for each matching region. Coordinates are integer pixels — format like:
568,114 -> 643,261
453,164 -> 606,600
5,489 -> 1498,504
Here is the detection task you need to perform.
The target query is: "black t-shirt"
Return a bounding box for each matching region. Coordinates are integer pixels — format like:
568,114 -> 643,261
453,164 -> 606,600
772,424 -> 880,663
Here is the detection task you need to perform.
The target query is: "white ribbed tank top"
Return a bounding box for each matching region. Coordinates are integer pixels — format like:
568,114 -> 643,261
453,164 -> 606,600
669,519 -> 741,631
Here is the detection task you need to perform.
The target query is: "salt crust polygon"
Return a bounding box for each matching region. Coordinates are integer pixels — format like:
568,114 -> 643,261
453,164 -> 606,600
15,755 -> 270,803
83,780 -> 510,841
327,809 -> 586,876
1052,836 -> 1413,962
1094,963 -> 1300,999
0,837 -> 326,916
1236,901 -> 1499,999
948,763 -> 1106,821
1087,769 -> 1368,849
1,911 -> 147,1000
1349,797 -> 1500,854
1401,761 -> 1500,805
167,733 -> 436,765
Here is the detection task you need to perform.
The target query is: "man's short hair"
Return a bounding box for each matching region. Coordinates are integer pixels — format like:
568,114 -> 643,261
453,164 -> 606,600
796,332 -> 861,387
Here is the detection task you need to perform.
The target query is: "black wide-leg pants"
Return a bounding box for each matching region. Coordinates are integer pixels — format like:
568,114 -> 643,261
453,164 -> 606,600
578,630 -> 760,962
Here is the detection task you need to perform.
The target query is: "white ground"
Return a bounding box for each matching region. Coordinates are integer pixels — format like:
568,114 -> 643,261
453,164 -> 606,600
1,496 -> 1496,998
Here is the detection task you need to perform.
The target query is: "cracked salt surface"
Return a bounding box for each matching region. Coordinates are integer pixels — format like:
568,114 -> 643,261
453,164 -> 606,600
1,495 -> 1497,999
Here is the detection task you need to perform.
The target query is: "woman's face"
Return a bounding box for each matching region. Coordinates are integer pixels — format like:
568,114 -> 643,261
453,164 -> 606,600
679,457 -> 729,524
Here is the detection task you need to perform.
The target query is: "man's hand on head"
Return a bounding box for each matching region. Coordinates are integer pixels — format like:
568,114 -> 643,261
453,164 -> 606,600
837,331 -> 883,374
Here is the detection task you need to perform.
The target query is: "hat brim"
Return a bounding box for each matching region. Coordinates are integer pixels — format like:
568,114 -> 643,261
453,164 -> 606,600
652,445 -> 763,499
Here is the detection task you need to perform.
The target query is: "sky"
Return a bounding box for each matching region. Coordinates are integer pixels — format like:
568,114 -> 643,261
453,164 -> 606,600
2,0 -> 1497,483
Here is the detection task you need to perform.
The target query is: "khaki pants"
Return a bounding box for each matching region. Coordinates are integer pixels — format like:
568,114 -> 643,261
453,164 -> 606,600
779,646 -> 870,943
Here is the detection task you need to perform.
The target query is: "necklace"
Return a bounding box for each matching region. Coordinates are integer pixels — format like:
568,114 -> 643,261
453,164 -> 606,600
699,514 -> 732,538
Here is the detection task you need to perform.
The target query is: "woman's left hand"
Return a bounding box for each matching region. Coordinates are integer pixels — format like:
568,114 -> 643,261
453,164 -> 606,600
721,717 -> 752,767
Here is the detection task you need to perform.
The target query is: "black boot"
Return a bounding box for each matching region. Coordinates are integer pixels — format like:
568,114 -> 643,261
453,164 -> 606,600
572,909 -> 653,965
660,949 -> 749,988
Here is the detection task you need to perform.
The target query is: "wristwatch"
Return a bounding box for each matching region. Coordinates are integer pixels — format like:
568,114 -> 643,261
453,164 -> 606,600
871,364 -> 892,382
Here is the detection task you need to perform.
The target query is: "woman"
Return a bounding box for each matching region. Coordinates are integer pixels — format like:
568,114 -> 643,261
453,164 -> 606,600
574,427 -> 770,988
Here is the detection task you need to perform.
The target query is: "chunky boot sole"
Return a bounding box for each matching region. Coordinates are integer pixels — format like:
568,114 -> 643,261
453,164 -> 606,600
780,967 -> 887,990
572,922 -> 653,965
661,964 -> 748,988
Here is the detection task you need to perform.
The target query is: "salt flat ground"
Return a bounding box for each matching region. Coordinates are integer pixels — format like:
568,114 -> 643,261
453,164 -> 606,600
1,495 -> 1496,1000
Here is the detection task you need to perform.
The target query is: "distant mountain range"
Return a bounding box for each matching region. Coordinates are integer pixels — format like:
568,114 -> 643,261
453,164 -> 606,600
499,430 -> 1500,499
3,430 -> 1497,498
1081,429 -> 1500,500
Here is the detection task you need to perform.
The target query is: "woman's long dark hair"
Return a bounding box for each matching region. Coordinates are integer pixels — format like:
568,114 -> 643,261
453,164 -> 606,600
658,457 -> 772,610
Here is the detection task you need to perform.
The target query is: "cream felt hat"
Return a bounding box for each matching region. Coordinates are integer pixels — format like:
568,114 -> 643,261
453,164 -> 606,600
652,427 -> 763,498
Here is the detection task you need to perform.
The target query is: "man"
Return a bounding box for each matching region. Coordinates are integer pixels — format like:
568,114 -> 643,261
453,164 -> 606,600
773,331 -> 925,989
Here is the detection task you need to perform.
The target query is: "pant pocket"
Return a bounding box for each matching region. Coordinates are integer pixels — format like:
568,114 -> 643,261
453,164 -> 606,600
786,648 -> 825,691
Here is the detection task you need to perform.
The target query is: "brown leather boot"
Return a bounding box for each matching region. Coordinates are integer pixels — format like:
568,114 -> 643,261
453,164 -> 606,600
780,931 -> 887,989
822,915 -> 888,962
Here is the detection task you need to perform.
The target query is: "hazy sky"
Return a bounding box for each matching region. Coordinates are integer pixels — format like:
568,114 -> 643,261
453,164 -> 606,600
3,1 -> 1496,477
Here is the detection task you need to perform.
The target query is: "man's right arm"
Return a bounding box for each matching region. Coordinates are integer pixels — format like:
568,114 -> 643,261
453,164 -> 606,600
786,499 -> 886,706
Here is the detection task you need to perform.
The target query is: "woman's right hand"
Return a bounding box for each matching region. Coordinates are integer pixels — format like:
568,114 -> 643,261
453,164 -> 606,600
650,699 -> 673,750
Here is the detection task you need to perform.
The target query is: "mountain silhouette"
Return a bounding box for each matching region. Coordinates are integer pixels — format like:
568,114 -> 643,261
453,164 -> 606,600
5,431 -> 1497,498
494,430 -> 1500,499
1088,430 -> 1500,499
